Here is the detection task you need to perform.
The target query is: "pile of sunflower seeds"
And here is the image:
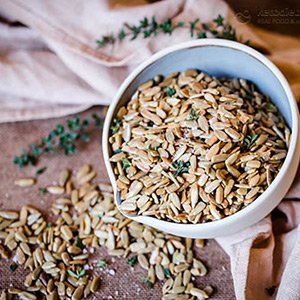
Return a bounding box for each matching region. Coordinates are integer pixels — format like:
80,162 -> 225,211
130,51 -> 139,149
0,165 -> 212,299
109,70 -> 290,223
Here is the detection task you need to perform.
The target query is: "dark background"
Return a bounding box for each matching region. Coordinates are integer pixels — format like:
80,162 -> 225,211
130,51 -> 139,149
227,0 -> 300,37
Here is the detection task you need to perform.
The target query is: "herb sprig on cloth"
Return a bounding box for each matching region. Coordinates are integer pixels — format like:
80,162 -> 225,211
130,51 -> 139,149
13,113 -> 104,168
96,15 -> 249,48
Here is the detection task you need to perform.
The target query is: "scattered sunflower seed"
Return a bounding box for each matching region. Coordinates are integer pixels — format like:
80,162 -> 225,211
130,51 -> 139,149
1,165 -> 213,299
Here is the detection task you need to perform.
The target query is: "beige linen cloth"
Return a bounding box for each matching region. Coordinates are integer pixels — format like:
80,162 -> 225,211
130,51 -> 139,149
0,0 -> 300,299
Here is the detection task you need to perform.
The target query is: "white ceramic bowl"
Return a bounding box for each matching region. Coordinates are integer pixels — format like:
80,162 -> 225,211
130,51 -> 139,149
103,39 -> 300,238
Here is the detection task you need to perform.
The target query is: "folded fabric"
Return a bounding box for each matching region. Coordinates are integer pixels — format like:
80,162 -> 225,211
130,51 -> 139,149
0,0 -> 300,299
1,0 -> 299,122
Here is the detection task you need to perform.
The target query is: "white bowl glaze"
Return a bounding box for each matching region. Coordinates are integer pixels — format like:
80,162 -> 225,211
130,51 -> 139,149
103,39 -> 300,238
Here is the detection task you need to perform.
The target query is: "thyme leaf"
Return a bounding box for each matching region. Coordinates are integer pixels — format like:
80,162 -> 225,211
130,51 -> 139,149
121,157 -> 131,171
142,277 -> 154,288
127,255 -> 137,266
186,108 -> 199,121
172,160 -> 190,177
243,134 -> 258,149
97,260 -> 106,269
164,87 -> 176,97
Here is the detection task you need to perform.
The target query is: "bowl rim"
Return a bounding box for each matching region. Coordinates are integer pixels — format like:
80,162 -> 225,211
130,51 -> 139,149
102,38 -> 299,232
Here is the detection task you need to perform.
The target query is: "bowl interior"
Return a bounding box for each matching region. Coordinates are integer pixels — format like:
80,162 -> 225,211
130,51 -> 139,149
115,45 -> 292,128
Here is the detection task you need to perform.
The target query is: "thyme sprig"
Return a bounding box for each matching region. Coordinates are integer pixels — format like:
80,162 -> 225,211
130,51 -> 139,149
13,113 -> 104,168
96,15 -> 249,48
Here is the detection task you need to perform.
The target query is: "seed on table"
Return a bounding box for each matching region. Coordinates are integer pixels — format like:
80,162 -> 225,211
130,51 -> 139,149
32,266 -> 42,280
47,291 -> 59,300
14,178 -> 35,187
61,226 -> 73,241
16,247 -> 26,264
61,212 -> 73,225
84,281 -> 92,298
155,264 -> 165,280
190,288 -> 209,299
106,228 -> 115,250
183,270 -> 191,286
67,245 -> 81,255
0,211 -> 18,220
90,277 -> 101,293
77,171 -> 96,185
0,244 -> 9,259
138,254 -> 149,270
76,164 -> 91,179
18,291 -> 37,300
46,186 -> 65,195
71,286 -> 84,300
59,170 -> 70,187
15,231 -> 27,242
19,242 -> 31,256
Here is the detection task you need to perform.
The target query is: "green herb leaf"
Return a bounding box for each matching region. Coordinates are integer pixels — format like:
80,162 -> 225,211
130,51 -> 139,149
67,268 -> 86,279
96,35 -> 115,47
118,29 -> 126,41
142,277 -> 154,288
186,108 -> 199,121
97,260 -> 106,269
172,160 -> 191,177
189,18 -> 199,37
243,134 -> 258,149
110,118 -> 120,134
164,87 -> 176,97
67,270 -> 77,278
9,263 -> 18,272
163,267 -> 171,278
92,113 -> 104,128
265,103 -> 276,111
76,268 -> 86,277
35,167 -> 47,176
127,255 -> 137,266
39,187 -> 47,194
74,236 -> 84,250
214,14 -> 224,26
160,19 -> 173,34
197,31 -> 207,38
121,157 -> 131,171
113,149 -> 122,154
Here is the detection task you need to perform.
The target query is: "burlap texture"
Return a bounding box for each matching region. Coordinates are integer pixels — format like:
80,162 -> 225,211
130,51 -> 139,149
0,107 -> 234,299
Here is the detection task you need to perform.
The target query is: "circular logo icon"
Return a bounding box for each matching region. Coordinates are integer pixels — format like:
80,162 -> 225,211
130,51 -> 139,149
235,10 -> 251,24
